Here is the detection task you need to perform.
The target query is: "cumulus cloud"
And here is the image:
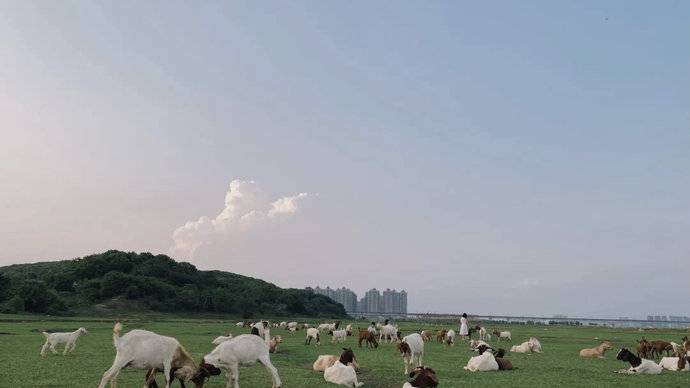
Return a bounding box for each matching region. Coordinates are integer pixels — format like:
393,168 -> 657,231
169,179 -> 308,259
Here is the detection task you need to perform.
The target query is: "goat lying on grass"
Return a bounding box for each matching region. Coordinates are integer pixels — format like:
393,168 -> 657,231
403,366 -> 439,388
40,327 -> 87,356
580,341 -> 613,359
615,348 -> 662,375
324,348 -> 363,387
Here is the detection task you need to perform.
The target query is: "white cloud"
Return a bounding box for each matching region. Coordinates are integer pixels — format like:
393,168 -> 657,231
169,179 -> 308,259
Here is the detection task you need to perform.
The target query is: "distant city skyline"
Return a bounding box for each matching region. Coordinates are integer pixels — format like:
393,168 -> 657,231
312,286 -> 407,315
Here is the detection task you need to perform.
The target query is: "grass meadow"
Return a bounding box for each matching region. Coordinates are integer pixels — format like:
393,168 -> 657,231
1,315 -> 688,387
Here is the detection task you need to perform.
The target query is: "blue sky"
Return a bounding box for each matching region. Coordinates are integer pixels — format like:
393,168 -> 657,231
1,1 -> 688,317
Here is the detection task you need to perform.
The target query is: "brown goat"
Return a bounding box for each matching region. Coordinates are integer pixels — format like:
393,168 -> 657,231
649,340 -> 673,358
407,366 -> 439,387
420,330 -> 433,342
436,330 -> 447,343
636,338 -> 650,358
358,330 -> 379,348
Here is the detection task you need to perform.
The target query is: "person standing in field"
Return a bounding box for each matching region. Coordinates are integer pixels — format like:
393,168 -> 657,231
459,313 -> 469,341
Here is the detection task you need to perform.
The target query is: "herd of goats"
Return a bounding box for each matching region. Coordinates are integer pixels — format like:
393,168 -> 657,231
37,319 -> 690,387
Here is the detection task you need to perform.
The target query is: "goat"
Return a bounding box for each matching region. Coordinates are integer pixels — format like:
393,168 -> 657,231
286,322 -> 298,331
444,329 -> 455,346
435,330 -> 447,343
649,340 -> 673,358
510,338 -> 542,354
492,330 -> 511,341
658,354 -> 690,371
313,355 -> 339,372
579,341 -> 612,358
464,345 -> 499,371
636,338 -> 651,358
212,334 -> 234,346
472,326 -> 490,341
469,340 -> 490,351
331,329 -> 347,344
379,324 -> 399,343
97,323 -> 198,388
40,327 -> 87,356
345,324 -> 353,336
614,348 -> 662,374
358,330 -> 379,348
398,333 -> 425,375
305,328 -> 321,345
268,335 -> 283,354
402,366 -> 439,388
324,348 -> 363,387
420,330 -> 433,342
493,348 -> 513,370
191,334 -> 281,388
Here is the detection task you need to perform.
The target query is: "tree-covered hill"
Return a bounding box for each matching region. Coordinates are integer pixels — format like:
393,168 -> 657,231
0,250 -> 347,318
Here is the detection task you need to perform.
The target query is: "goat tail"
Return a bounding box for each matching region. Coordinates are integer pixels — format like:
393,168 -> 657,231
112,322 -> 123,347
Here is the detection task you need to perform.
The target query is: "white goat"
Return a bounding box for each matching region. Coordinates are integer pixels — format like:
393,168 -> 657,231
306,327 -> 321,345
469,340 -> 490,351
324,348 -> 363,387
398,333 -> 425,375
510,337 -> 542,354
493,330 -> 511,341
331,329 -> 347,343
464,347 -> 498,372
313,355 -> 339,371
97,322 -> 197,388
40,327 -> 87,356
198,334 -> 282,388
379,324 -> 399,343
477,327 -> 491,341
445,329 -> 455,346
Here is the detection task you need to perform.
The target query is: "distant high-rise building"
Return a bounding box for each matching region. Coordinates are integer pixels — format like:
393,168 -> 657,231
313,286 -> 358,313
312,286 -> 407,314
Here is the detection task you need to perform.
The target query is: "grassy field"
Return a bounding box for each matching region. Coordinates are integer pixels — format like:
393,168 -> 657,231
1,315 -> 688,387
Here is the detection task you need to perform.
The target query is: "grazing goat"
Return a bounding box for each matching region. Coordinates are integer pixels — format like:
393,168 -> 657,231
420,330 -> 433,342
636,338 -> 651,358
379,324 -> 399,343
492,330 -> 511,341
268,336 -> 283,354
287,322 -> 298,331
649,340 -> 673,358
444,329 -> 455,346
212,334 -> 234,346
473,326 -> 490,341
192,334 -> 282,388
510,338 -> 542,354
398,333 -> 425,375
435,330 -> 447,343
306,328 -> 321,345
331,329 -> 347,344
324,348 -> 363,387
579,341 -> 612,358
464,345 -> 499,372
97,323 -> 198,388
358,330 -> 379,348
40,327 -> 87,356
236,322 -> 245,327
403,366 -> 439,388
614,348 -> 662,375
313,355 -> 339,372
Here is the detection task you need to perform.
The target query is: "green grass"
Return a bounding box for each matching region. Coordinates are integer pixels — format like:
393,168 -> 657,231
1,315 -> 688,387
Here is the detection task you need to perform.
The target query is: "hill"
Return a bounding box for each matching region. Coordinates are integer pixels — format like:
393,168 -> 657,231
0,250 -> 347,318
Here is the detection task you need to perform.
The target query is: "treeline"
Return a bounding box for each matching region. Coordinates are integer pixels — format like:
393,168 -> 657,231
0,250 -> 347,318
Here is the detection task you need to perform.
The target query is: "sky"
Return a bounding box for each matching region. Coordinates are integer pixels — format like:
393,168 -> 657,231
1,1 -> 689,318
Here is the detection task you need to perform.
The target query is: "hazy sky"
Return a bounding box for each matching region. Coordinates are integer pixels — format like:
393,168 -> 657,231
1,1 -> 689,318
